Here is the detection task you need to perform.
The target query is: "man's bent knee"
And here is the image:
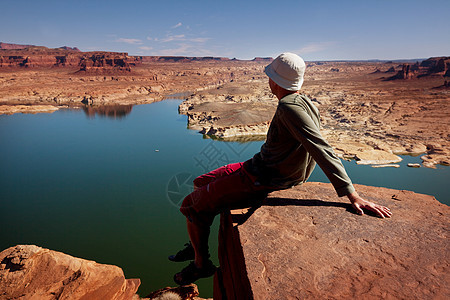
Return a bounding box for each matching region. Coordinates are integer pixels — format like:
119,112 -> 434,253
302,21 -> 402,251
180,191 -> 215,227
180,205 -> 215,227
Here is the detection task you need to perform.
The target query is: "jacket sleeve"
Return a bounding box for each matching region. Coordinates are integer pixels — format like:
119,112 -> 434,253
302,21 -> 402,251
279,103 -> 355,197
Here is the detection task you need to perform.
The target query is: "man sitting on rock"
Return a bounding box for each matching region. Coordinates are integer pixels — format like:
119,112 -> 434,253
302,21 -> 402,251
170,52 -> 392,285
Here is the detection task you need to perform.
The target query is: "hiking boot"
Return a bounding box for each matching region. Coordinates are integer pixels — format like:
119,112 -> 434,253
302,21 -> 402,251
168,242 -> 195,262
173,260 -> 216,285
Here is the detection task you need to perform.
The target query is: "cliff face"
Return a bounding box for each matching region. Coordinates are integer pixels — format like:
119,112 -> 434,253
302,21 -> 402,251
0,43 -> 268,70
0,47 -> 131,72
0,245 -> 140,300
214,182 -> 449,299
77,53 -> 131,73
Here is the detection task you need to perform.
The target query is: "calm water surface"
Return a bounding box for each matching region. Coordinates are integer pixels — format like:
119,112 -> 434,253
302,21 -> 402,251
0,100 -> 448,297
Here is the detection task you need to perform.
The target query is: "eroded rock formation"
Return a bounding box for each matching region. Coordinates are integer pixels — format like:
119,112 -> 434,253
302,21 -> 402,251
387,57 -> 450,83
0,245 -> 140,300
214,182 -> 449,299
77,53 -> 131,73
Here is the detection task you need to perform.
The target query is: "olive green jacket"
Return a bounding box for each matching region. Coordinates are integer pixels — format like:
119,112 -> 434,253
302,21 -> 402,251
249,93 -> 355,197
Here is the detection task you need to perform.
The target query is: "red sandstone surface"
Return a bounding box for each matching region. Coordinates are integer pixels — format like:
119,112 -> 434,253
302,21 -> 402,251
0,245 -> 210,300
214,182 -> 449,299
0,245 -> 140,300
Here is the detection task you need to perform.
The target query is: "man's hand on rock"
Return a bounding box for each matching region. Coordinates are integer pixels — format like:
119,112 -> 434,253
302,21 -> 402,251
347,191 -> 392,218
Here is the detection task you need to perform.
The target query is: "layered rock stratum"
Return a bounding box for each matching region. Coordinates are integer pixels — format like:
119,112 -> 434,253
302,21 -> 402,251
214,182 -> 449,299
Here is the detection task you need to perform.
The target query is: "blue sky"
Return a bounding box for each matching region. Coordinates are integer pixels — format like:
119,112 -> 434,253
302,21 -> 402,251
1,0 -> 449,60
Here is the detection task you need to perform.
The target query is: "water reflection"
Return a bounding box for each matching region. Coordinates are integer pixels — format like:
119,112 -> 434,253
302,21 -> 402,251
82,104 -> 133,119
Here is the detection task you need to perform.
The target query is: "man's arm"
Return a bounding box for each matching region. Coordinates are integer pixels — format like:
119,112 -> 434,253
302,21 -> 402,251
280,103 -> 392,218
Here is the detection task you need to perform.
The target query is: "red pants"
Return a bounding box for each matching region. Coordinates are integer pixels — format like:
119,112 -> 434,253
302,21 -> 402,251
180,161 -> 274,226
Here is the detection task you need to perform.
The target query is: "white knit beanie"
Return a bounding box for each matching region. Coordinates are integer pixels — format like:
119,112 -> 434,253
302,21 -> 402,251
264,53 -> 306,91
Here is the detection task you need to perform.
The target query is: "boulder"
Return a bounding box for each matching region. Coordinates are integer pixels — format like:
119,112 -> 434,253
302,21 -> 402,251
0,245 -> 140,300
214,182 -> 449,299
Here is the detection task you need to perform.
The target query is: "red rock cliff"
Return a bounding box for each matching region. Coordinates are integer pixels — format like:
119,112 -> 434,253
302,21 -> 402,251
0,245 -> 140,300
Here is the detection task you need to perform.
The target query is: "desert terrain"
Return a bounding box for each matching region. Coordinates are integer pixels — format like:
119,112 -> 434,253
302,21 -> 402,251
1,43 -> 449,168
180,58 -> 450,168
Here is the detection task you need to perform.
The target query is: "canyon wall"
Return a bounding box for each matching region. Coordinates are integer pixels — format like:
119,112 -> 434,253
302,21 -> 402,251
0,43 -> 257,71
0,46 -> 131,72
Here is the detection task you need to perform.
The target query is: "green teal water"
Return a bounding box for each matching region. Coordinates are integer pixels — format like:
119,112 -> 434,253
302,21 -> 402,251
0,100 -> 448,297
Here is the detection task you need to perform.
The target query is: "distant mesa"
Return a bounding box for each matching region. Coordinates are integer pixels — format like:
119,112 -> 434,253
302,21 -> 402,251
0,42 -> 80,52
135,56 -> 236,63
0,42 -> 269,73
384,56 -> 450,87
58,45 -> 81,52
0,42 -> 35,50
0,42 -> 132,72
252,57 -> 273,62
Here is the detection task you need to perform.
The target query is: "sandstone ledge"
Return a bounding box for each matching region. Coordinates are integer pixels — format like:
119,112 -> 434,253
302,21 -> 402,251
214,182 -> 449,299
0,245 -> 140,300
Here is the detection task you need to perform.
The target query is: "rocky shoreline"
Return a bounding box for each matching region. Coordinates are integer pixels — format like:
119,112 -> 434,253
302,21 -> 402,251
178,60 -> 450,168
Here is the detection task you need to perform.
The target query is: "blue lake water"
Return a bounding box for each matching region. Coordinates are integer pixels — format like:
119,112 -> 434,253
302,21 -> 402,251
0,100 -> 448,297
